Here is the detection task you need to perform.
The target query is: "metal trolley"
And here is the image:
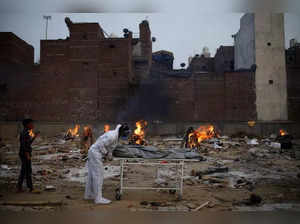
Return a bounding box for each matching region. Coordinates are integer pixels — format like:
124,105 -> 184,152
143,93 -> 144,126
114,158 -> 189,201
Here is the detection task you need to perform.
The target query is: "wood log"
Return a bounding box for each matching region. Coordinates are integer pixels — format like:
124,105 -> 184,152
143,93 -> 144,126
192,201 -> 210,211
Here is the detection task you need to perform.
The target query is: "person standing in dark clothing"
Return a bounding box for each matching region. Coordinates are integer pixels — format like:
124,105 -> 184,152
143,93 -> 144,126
17,119 -> 39,192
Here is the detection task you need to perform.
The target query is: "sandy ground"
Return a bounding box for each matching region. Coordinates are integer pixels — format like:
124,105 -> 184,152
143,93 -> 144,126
1,134 -> 300,213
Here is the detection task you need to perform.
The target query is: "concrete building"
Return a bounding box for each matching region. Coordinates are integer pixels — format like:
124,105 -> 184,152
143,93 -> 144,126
234,13 -> 288,121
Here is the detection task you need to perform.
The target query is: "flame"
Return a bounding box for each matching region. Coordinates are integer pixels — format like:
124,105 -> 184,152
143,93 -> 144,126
29,129 -> 35,138
104,124 -> 110,133
83,126 -> 92,136
279,129 -> 287,136
130,120 -> 147,145
187,125 -> 217,149
67,124 -> 80,137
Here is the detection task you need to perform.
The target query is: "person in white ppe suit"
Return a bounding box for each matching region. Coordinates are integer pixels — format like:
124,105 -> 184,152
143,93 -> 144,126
84,123 -> 130,204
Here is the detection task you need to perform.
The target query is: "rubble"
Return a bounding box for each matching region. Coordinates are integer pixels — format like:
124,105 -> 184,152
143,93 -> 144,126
0,129 -> 299,212
44,185 -> 56,191
247,139 -> 259,145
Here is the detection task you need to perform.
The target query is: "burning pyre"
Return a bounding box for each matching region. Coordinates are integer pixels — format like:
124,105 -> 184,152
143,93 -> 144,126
104,124 -> 110,133
279,129 -> 287,136
185,125 -> 218,149
29,129 -> 35,138
129,120 -> 148,145
64,124 -> 80,140
276,129 -> 293,150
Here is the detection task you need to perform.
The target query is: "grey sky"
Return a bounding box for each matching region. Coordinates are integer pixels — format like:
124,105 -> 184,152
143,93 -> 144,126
0,13 -> 299,68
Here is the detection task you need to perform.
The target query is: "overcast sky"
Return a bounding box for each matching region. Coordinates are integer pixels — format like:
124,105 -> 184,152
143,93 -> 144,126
0,12 -> 299,68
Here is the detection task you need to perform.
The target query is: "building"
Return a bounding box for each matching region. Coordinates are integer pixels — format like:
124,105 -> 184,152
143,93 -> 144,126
286,44 -> 300,121
0,18 -> 152,122
0,32 -> 34,65
234,13 -> 288,121
0,14 -> 299,123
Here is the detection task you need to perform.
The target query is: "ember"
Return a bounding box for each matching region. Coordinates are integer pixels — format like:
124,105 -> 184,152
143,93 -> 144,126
64,124 -> 80,140
104,124 -> 110,133
187,125 -> 218,149
129,120 -> 148,145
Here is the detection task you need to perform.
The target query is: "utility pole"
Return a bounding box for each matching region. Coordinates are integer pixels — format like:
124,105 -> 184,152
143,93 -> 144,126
43,15 -> 51,40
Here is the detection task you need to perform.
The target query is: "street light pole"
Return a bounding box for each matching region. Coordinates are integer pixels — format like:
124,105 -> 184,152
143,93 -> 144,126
43,15 -> 51,40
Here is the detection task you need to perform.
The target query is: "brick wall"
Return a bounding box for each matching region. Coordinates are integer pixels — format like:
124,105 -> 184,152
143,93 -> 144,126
224,71 -> 256,121
146,71 -> 256,122
215,46 -> 234,75
0,32 -> 34,65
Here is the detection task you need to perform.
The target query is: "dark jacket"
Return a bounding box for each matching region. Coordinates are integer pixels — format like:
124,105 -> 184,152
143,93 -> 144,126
19,128 -> 34,157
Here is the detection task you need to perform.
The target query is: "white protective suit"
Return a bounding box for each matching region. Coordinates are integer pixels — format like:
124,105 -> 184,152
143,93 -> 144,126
84,124 -> 122,204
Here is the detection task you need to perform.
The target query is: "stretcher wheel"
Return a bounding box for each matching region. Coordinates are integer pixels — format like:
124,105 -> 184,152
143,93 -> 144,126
115,188 -> 122,201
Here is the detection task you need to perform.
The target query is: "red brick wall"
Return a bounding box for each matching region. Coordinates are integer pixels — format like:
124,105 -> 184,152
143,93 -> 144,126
0,32 -> 34,65
0,34 -> 133,122
224,72 -> 256,121
287,68 -> 300,121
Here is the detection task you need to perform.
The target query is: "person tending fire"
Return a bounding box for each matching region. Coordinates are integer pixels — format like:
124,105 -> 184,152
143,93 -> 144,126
84,123 -> 130,204
17,119 -> 40,193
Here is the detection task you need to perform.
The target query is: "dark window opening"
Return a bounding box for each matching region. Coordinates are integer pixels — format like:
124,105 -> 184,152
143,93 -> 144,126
113,71 -> 117,76
109,44 -> 115,48
269,80 -> 274,84
82,34 -> 88,40
202,66 -> 207,70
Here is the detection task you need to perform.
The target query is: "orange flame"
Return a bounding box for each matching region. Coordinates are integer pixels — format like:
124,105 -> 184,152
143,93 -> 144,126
29,129 -> 35,138
130,120 -> 147,145
188,125 -> 217,149
67,124 -> 80,138
104,124 -> 110,133
83,126 -> 92,136
279,129 -> 287,136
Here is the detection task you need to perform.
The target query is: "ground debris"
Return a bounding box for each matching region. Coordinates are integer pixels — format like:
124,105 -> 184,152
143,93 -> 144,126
233,193 -> 262,206
1,200 -> 64,207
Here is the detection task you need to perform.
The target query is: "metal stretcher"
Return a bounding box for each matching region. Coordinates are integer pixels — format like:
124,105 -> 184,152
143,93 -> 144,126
114,158 -> 198,200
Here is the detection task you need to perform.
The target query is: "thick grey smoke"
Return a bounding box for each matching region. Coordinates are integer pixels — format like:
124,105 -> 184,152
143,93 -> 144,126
117,79 -> 170,122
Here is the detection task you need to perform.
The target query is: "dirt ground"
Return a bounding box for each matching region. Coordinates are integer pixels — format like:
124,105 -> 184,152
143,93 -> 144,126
1,133 -> 300,213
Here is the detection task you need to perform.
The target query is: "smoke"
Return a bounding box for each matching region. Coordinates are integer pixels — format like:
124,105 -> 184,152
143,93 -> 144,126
116,78 -> 170,123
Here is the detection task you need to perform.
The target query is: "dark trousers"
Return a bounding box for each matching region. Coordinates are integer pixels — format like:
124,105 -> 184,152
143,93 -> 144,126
17,156 -> 33,190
